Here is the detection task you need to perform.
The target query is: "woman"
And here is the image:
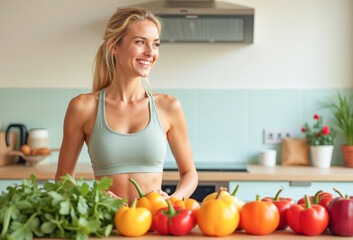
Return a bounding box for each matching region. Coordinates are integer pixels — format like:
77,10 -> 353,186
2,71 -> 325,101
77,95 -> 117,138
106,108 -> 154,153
55,7 -> 198,204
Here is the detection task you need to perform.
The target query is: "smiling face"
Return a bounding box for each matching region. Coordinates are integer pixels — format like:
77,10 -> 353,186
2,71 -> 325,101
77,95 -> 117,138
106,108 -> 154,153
113,20 -> 160,79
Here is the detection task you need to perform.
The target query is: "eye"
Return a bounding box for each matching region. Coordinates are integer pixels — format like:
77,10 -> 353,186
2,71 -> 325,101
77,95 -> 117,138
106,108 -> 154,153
153,42 -> 160,47
136,40 -> 144,45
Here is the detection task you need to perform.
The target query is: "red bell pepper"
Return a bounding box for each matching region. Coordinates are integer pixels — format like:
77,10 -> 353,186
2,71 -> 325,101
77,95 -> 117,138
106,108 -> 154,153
153,199 -> 196,236
287,195 -> 329,236
262,188 -> 294,230
297,190 -> 334,210
328,188 -> 353,236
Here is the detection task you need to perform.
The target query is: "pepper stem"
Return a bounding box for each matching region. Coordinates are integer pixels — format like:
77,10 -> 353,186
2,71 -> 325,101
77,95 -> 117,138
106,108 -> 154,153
312,190 -> 323,204
162,199 -> 177,217
231,185 -> 240,197
304,195 -> 312,209
256,195 -> 260,201
131,199 -> 137,209
129,178 -> 146,198
333,188 -> 344,198
182,197 -> 186,202
273,187 -> 284,201
216,189 -> 223,200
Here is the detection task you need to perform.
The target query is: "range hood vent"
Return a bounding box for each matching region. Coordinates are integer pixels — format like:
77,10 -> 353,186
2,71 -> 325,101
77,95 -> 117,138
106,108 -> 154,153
136,0 -> 254,43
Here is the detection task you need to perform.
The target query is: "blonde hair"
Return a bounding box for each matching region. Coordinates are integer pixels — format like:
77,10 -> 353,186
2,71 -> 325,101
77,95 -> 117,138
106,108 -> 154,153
92,7 -> 161,92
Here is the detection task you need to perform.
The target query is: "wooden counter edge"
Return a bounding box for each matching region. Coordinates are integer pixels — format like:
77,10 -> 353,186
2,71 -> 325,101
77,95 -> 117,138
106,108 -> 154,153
1,163 -> 353,182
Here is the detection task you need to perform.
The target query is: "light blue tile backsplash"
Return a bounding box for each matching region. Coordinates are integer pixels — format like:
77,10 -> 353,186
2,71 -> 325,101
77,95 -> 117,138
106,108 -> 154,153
1,88 -> 352,167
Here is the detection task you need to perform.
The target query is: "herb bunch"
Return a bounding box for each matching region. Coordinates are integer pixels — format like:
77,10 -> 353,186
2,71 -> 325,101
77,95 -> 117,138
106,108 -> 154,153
0,174 -> 126,240
301,114 -> 336,146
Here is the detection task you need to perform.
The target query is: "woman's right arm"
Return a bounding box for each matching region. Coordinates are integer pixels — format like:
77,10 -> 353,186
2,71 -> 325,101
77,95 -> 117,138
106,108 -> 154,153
55,96 -> 86,182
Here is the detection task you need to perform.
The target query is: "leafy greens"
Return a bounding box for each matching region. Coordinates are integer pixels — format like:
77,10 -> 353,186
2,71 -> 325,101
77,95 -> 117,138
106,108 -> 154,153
0,174 -> 126,240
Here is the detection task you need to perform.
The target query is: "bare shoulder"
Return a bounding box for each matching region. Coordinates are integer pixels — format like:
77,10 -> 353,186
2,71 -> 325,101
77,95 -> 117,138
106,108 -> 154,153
151,92 -> 183,114
67,91 -> 99,117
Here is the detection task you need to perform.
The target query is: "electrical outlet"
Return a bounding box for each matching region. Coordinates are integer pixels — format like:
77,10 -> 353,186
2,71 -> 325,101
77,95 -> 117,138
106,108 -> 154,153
264,129 -> 295,144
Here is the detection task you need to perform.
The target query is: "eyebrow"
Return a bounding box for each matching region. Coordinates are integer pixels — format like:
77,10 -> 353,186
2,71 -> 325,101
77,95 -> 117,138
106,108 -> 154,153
133,36 -> 160,41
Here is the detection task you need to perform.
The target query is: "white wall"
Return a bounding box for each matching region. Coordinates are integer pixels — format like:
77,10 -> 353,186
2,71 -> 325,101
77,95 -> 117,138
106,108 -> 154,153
0,0 -> 352,89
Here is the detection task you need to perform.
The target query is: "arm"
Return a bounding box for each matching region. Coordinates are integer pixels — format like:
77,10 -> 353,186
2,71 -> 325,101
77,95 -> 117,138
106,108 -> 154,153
166,98 -> 198,199
55,96 -> 86,182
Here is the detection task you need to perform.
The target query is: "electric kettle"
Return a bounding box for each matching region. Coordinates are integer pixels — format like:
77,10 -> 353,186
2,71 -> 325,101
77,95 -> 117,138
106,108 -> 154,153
5,123 -> 28,164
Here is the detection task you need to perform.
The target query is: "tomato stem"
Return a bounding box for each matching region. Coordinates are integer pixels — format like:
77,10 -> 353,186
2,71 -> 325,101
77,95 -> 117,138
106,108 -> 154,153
256,195 -> 260,201
129,178 -> 146,198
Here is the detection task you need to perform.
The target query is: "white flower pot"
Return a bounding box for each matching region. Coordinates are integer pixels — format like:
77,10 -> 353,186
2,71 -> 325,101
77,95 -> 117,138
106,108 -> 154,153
310,145 -> 334,168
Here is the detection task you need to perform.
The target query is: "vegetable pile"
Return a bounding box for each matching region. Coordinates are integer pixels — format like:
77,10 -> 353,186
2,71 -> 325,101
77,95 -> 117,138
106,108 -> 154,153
0,174 -> 126,240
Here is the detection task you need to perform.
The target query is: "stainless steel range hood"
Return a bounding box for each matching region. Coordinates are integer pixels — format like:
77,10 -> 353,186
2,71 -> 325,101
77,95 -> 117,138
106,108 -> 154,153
136,0 -> 254,43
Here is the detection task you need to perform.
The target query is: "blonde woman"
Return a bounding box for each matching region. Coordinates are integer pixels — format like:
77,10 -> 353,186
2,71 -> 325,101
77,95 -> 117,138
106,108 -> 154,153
55,7 -> 197,204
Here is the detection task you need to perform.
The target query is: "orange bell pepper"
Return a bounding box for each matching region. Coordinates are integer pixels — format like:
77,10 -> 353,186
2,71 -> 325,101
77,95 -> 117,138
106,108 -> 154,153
114,199 -> 152,237
197,189 -> 239,236
240,195 -> 280,235
129,178 -> 167,217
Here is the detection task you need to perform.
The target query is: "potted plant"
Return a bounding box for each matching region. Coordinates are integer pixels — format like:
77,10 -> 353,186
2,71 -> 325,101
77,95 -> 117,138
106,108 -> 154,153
322,93 -> 353,167
301,114 -> 336,168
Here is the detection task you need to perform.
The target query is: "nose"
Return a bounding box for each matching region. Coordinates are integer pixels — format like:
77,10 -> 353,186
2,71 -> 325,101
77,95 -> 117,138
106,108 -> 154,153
144,44 -> 156,57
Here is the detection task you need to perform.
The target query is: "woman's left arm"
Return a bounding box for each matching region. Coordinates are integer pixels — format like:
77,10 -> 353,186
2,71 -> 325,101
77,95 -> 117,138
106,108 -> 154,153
165,97 -> 198,199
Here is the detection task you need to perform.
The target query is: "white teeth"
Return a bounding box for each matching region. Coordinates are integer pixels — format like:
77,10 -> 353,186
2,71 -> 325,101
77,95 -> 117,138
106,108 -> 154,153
138,60 -> 150,66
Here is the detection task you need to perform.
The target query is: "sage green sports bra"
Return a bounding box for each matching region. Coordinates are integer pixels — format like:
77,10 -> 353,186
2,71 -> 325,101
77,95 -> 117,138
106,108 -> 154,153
88,88 -> 167,176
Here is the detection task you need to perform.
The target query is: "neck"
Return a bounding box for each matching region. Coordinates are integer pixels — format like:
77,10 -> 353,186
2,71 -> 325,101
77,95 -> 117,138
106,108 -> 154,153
106,76 -> 146,103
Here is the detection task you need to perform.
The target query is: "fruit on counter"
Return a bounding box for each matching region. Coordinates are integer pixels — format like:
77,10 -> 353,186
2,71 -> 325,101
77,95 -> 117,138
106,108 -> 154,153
287,195 -> 329,236
153,199 -> 196,236
262,188 -> 295,230
115,199 -> 152,237
197,189 -> 239,237
297,190 -> 334,210
20,144 -> 31,155
240,195 -> 279,235
327,188 -> 353,236
0,174 -> 126,240
202,185 -> 246,210
20,144 -> 51,156
129,177 -> 167,217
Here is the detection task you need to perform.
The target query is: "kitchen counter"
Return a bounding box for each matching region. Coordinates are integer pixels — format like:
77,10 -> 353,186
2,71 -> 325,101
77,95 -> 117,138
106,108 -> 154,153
1,163 -> 353,182
36,228 -> 340,239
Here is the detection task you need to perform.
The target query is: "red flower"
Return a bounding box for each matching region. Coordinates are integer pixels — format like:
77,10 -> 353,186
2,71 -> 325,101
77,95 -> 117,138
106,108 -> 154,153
314,114 -> 320,120
322,125 -> 330,135
315,132 -> 321,138
301,127 -> 306,132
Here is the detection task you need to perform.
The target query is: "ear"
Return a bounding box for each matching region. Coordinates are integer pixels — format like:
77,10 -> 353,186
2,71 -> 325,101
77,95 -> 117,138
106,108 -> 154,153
107,39 -> 118,54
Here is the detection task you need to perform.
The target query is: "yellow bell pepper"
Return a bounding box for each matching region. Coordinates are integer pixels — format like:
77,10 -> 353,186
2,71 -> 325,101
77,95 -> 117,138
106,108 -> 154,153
197,189 -> 240,236
129,178 -> 167,216
114,199 -> 152,237
203,185 -> 245,210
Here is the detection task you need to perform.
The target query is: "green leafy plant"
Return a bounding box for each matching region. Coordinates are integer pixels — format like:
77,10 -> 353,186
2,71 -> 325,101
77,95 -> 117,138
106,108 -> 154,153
0,174 -> 126,240
321,93 -> 353,145
301,114 -> 336,146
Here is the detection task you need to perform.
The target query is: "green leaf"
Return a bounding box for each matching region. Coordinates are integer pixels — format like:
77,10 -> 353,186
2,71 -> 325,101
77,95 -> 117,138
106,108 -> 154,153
59,200 -> 71,215
48,191 -> 66,206
60,174 -> 76,185
40,222 -> 57,234
77,196 -> 88,215
76,230 -> 88,240
96,177 -> 113,191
